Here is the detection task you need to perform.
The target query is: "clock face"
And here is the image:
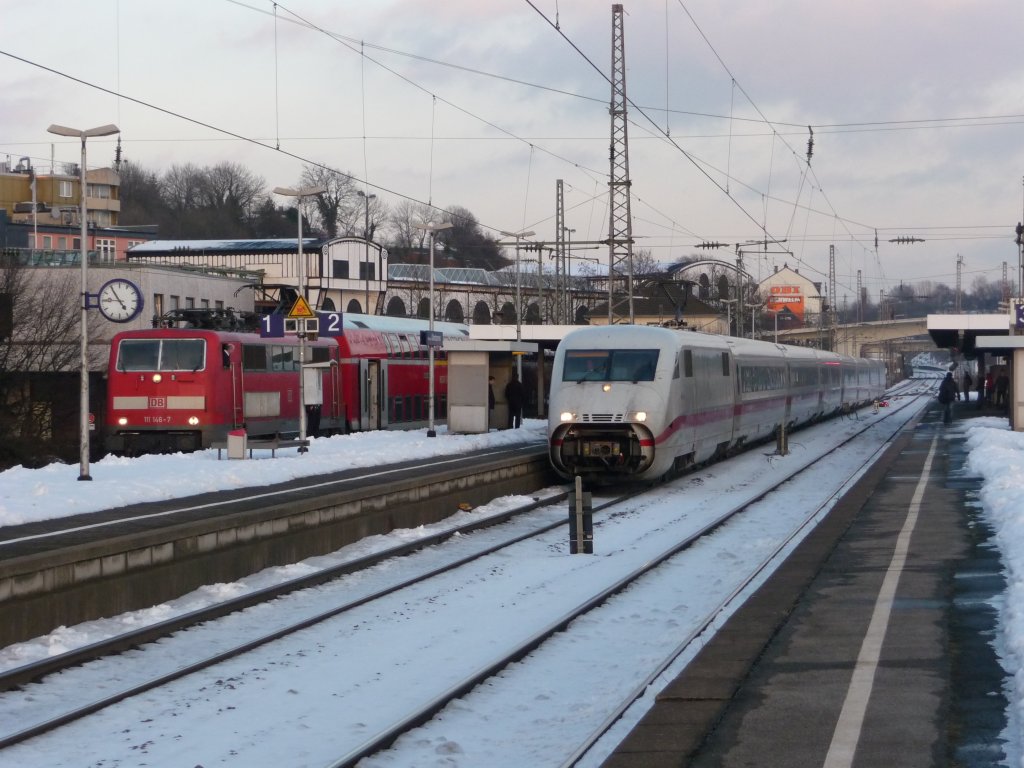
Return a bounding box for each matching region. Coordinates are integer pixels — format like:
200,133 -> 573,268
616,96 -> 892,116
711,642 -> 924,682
97,278 -> 143,323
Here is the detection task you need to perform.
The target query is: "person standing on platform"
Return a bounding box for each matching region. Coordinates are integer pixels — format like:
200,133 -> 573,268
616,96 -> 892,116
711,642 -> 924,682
996,370 -> 1010,408
962,370 -> 973,402
505,371 -> 524,429
938,372 -> 957,424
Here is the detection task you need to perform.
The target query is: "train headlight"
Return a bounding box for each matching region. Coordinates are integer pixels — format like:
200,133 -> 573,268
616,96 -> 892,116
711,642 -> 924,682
560,411 -> 575,423
117,417 -> 128,426
152,373 -> 162,383
188,416 -> 200,426
632,411 -> 648,422
602,384 -> 612,392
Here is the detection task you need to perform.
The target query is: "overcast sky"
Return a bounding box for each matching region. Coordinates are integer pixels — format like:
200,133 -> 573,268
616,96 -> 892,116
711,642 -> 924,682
3,0 -> 1024,306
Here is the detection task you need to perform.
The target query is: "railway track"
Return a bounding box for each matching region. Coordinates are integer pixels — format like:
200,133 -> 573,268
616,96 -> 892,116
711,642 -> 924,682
0,385 -> 932,766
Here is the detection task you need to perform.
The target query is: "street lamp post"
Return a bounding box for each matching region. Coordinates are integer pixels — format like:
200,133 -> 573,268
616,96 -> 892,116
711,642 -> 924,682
273,185 -> 326,453
745,302 -> 762,340
357,190 -> 377,315
415,221 -> 453,437
721,299 -> 737,337
768,308 -> 780,343
47,123 -> 120,481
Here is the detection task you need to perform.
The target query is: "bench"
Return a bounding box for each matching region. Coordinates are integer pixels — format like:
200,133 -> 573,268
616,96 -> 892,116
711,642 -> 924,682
211,437 -> 310,459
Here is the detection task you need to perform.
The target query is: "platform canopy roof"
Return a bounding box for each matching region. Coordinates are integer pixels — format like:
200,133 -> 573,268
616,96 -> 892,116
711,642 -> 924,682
927,313 -> 1011,356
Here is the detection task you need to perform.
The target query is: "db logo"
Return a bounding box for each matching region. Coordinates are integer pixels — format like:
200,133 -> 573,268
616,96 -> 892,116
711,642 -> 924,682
149,397 -> 167,408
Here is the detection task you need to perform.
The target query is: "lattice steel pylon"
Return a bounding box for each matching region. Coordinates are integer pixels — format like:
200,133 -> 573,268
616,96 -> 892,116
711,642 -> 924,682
607,3 -> 635,324
829,244 -> 837,349
555,179 -> 566,323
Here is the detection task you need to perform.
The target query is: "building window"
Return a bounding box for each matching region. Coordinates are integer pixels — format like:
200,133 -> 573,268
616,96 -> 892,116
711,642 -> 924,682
42,235 -> 52,249
170,295 -> 180,310
96,238 -> 116,261
86,184 -> 111,199
201,299 -> 210,309
215,300 -> 224,310
358,263 -> 375,281
58,237 -> 67,250
58,180 -> 73,198
153,294 -> 164,320
185,297 -> 195,309
332,260 -> 350,279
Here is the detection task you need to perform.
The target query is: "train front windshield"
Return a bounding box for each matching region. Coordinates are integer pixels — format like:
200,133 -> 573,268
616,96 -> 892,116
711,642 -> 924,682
117,338 -> 207,372
562,349 -> 658,382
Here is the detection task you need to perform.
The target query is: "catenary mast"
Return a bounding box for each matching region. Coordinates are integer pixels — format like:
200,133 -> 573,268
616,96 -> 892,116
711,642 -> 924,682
608,4 -> 635,324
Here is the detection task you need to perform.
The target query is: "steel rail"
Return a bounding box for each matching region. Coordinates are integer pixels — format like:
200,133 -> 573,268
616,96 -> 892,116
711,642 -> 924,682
324,393 -> 929,768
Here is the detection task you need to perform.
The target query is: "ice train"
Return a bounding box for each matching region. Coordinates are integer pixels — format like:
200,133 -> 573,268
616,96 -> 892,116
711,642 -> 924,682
547,325 -> 886,482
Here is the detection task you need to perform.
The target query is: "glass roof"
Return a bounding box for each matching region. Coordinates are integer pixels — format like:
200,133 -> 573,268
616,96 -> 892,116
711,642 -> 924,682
387,263 -> 449,283
436,267 -> 496,286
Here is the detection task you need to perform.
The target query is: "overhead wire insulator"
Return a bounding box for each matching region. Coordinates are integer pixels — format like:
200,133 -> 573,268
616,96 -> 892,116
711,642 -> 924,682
806,126 -> 814,164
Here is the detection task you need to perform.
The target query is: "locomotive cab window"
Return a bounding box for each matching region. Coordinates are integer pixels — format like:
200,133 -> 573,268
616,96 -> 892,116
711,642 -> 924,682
562,349 -> 658,382
116,338 -> 206,372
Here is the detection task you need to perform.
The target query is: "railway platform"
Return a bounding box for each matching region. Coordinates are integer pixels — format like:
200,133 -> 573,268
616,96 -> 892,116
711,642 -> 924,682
601,400 -> 1008,767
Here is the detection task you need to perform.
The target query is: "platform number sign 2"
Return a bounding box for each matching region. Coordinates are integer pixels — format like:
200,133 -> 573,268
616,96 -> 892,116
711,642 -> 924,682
317,311 -> 344,337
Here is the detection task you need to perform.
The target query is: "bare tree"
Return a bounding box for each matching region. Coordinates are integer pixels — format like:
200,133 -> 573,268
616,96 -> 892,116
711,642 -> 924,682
631,248 -> 661,278
386,199 -> 437,249
0,258 -> 82,467
161,163 -> 206,215
299,164 -> 357,238
348,193 -> 387,242
118,160 -> 163,227
443,206 -> 506,270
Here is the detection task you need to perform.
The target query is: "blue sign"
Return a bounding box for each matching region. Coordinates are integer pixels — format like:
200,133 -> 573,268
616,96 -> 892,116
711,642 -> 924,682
420,330 -> 443,348
261,312 -> 344,338
317,311 -> 344,337
260,314 -> 285,338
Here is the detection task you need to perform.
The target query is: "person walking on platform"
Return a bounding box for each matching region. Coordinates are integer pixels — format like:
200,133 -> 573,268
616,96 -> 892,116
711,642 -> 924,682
505,371 -> 525,429
938,372 -> 957,424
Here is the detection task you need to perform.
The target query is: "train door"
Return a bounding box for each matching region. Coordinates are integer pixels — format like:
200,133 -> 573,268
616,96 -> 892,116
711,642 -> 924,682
225,342 -> 244,428
379,363 -> 390,429
303,364 -> 323,436
328,360 -> 344,432
360,359 -> 381,430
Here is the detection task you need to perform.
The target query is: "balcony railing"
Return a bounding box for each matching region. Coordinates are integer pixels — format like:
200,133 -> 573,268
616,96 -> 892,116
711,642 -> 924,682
2,248 -> 101,266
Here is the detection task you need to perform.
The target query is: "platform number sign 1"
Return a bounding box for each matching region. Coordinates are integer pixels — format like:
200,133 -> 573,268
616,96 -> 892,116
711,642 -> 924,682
1016,302 -> 1024,331
260,314 -> 285,338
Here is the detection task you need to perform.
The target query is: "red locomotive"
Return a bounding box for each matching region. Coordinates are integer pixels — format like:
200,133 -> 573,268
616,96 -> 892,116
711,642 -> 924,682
105,312 -> 468,454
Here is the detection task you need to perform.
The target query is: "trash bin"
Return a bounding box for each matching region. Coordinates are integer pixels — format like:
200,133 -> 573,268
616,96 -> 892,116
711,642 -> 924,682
227,428 -> 247,460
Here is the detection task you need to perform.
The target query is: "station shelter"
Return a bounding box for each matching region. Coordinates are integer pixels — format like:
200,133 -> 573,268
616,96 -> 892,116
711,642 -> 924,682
445,339 -> 537,433
928,309 -> 1024,430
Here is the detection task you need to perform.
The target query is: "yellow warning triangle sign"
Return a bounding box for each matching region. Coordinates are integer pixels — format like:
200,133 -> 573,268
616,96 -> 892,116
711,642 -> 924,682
287,296 -> 315,319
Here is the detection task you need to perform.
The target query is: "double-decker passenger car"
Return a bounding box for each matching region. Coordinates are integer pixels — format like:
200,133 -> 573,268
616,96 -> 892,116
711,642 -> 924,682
105,313 -> 468,454
548,325 -> 886,482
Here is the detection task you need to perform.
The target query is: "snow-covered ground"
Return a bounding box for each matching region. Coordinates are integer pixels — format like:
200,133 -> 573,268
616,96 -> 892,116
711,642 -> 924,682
0,397 -> 1021,766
